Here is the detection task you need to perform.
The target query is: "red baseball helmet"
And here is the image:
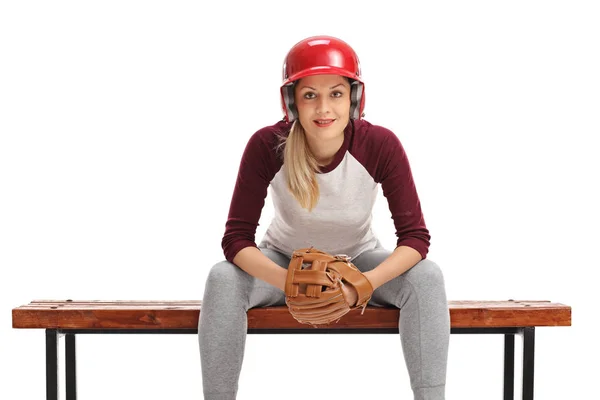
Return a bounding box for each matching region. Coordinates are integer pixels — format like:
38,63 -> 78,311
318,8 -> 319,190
280,35 -> 365,123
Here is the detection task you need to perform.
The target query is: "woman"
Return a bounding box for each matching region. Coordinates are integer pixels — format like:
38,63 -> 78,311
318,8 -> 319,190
198,35 -> 450,400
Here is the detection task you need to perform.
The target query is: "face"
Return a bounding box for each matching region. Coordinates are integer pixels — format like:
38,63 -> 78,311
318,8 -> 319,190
294,74 -> 351,143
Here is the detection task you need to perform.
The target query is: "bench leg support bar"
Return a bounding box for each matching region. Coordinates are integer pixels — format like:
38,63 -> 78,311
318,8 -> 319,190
522,327 -> 535,400
66,333 -> 77,400
504,333 -> 515,400
45,329 -> 58,400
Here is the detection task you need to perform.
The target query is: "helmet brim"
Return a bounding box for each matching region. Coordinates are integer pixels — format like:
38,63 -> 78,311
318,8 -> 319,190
282,66 -> 362,87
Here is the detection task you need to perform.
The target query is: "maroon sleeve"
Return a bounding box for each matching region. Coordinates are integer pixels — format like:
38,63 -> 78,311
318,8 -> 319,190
353,122 -> 431,259
221,125 -> 284,263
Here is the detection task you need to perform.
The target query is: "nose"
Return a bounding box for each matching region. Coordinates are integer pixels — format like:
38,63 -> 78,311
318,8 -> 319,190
315,96 -> 331,115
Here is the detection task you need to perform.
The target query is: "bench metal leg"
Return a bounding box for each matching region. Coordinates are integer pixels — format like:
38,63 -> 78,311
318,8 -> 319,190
43,327 -> 535,399
45,329 -> 58,400
522,327 -> 535,400
66,333 -> 77,400
504,333 -> 515,400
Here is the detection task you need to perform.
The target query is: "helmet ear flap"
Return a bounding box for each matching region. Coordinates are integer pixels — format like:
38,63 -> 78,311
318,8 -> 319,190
281,83 -> 298,123
349,80 -> 365,120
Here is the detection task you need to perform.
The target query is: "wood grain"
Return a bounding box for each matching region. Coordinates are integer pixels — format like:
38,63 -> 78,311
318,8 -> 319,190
12,299 -> 572,330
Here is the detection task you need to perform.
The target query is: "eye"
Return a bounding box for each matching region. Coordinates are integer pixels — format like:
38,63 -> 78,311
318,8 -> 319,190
303,92 -> 316,99
331,91 -> 344,98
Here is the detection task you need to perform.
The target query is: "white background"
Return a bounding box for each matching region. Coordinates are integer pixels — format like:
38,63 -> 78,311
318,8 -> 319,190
1,1 -> 598,399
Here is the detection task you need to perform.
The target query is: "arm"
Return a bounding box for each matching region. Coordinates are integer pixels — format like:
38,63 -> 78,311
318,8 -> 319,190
363,245 -> 422,290
365,127 -> 430,290
233,247 -> 288,291
342,245 -> 421,306
221,123 -> 289,289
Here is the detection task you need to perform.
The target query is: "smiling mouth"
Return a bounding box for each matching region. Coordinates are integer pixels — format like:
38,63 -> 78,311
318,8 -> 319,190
314,119 -> 335,126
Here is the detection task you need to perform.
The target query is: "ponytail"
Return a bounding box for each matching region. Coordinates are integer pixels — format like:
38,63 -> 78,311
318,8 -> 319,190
277,120 -> 321,211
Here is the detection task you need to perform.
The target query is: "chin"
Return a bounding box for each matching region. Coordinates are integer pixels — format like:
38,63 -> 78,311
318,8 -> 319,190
310,126 -> 341,139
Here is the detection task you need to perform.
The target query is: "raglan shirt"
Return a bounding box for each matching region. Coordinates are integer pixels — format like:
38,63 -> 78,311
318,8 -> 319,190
221,118 -> 431,264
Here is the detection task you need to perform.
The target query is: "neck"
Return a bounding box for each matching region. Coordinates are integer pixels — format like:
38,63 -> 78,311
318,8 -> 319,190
308,134 -> 344,166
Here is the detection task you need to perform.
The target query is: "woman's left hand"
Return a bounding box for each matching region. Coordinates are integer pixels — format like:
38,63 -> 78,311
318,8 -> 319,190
341,282 -> 358,307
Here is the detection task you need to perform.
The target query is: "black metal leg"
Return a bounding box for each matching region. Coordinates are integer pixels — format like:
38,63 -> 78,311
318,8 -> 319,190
66,333 -> 77,400
38,326 -> 535,400
504,333 -> 515,400
45,329 -> 58,400
522,327 -> 535,400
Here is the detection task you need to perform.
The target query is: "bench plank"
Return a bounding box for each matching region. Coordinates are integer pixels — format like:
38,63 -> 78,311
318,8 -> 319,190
12,300 -> 571,330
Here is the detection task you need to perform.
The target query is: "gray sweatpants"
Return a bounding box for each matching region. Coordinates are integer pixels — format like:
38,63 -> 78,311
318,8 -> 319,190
198,244 -> 450,400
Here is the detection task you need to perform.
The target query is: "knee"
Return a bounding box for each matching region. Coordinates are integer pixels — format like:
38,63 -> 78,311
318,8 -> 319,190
407,258 -> 446,289
205,260 -> 247,289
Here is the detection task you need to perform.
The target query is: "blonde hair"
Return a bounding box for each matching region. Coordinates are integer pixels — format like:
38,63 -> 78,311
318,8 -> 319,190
276,120 -> 321,212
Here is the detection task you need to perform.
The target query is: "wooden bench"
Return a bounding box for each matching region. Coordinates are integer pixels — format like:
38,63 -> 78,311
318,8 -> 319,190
12,299 -> 571,400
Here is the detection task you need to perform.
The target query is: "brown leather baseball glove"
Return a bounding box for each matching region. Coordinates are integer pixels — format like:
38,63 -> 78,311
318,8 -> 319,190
284,247 -> 374,327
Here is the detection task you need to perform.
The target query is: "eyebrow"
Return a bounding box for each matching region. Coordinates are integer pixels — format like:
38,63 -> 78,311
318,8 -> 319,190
300,83 -> 348,90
